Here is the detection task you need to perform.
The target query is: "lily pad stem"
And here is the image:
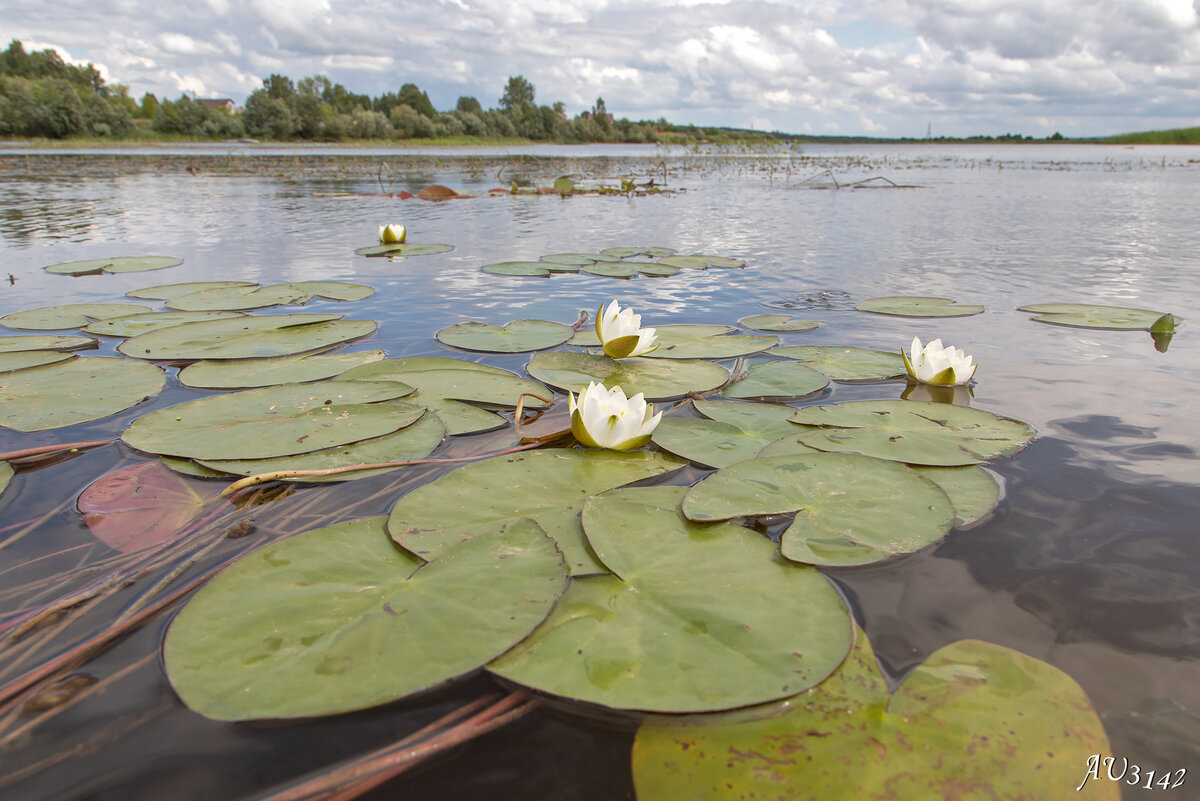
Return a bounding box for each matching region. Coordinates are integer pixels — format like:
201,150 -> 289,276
0,440 -> 111,465
514,392 -> 552,423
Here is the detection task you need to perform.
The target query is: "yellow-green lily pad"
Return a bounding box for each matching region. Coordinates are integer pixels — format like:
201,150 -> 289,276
0,304 -> 154,331
127,281 -> 258,300
481,261 -> 577,277
0,351 -> 74,372
657,254 -> 746,269
0,334 -> 98,353
738,315 -> 821,333
770,344 -> 906,381
720,360 -> 830,399
601,246 -> 677,259
1018,302 -> 1174,330
651,400 -> 805,468
355,243 -> 454,256
177,350 -> 387,389
0,357 -> 165,432
856,296 -> 984,317
44,256 -> 182,275
436,319 -> 574,353
83,311 -> 245,337
117,314 -> 377,361
527,351 -> 728,401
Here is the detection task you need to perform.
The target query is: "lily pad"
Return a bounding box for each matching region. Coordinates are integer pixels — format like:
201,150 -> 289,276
0,351 -> 74,372
436,320 -> 573,353
489,486 -> 852,712
199,411 -> 445,482
163,282 -> 366,312
355,243 -> 454,256
720,360 -> 829,399
163,516 -> 566,721
527,352 -> 728,401
388,448 -> 687,575
641,325 -> 777,360
481,261 -> 580,277
121,381 -> 421,460
770,345 -> 906,381
1017,302 -> 1173,330
856,296 -> 984,317
0,304 -> 153,331
657,254 -> 746,269
44,256 -> 182,275
117,314 -> 377,361
580,262 -> 639,278
0,357 -> 165,432
78,461 -> 221,552
912,465 -> 1001,527
127,281 -> 259,300
0,334 -> 97,353
0,461 -> 11,496
683,452 -> 955,566
177,350 -> 387,389
540,252 -> 623,266
600,247 -> 677,259
787,400 -> 1036,466
633,629 -> 1116,801
737,315 -> 820,333
628,262 -> 680,277
83,311 -> 245,337
651,400 -> 805,468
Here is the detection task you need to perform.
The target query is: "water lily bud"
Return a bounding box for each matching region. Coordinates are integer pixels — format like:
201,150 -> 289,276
378,224 -> 406,244
596,299 -> 658,359
901,336 -> 977,386
568,382 -> 662,451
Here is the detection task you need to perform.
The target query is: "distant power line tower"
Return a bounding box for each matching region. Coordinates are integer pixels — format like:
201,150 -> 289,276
926,122 -> 932,139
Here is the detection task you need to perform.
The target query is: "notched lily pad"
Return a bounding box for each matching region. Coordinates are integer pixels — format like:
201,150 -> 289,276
0,334 -> 97,353
600,247 -> 677,259
436,319 -> 573,353
720,360 -> 829,399
118,314 -> 377,361
0,304 -> 154,331
481,261 -> 576,277
0,357 -> 165,432
177,349 -> 387,389
0,351 -> 74,372
737,315 -> 820,333
1018,302 -> 1175,330
163,516 -> 566,721
164,282 -> 373,312
84,311 -> 245,337
44,256 -> 182,276
489,486 -> 852,712
540,252 -> 623,266
127,281 -> 258,300
643,325 -> 777,360
657,254 -> 746,269
651,400 -> 805,468
355,243 -> 454,256
770,345 -> 906,381
856,296 -> 984,317
527,352 -> 728,401
912,465 -> 1001,527
682,452 -> 955,566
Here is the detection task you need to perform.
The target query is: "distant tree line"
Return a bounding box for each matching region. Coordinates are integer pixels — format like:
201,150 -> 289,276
0,39 -> 757,145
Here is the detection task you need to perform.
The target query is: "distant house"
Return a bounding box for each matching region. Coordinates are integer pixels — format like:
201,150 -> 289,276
197,99 -> 236,113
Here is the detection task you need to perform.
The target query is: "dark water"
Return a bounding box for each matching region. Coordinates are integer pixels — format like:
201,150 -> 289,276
1,144 -> 1198,799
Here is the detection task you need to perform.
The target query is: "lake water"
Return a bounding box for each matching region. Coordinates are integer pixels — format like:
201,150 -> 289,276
1,143 -> 1199,799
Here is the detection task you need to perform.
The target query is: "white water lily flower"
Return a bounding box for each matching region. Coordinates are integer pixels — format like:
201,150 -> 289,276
378,224 -> 406,244
569,382 -> 662,451
596,299 -> 658,359
902,336 -> 977,386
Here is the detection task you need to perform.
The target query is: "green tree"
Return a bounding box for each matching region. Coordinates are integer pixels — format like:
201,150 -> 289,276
262,74 -> 295,101
397,83 -> 435,117
456,95 -> 482,114
138,92 -> 159,119
242,89 -> 296,139
499,75 -> 535,109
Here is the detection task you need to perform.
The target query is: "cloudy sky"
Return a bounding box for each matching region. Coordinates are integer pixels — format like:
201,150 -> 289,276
4,0 -> 1199,137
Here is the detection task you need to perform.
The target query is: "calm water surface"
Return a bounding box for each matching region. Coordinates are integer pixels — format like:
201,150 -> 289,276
1,144 -> 1198,799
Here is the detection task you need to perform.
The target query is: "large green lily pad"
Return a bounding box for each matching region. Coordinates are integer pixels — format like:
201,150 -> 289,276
657,254 -> 746,269
164,282 -> 373,312
0,334 -> 97,353
720,360 -> 829,399
436,319 -> 573,353
912,465 -> 1001,527
0,304 -> 153,331
541,252 -> 623,266
388,448 -> 687,575
117,314 -> 377,361
527,352 -> 728,401
0,357 -> 165,432
127,281 -> 258,300
489,486 -> 852,712
771,345 -> 906,381
1017,302 -> 1172,330
198,410 -> 445,482
651,400 -> 805,468
83,311 -> 245,337
44,256 -> 182,275
481,261 -> 581,277
177,350 -> 387,389
856,296 -> 984,317
633,628 -> 1116,800
601,247 -> 677,259
737,315 -> 821,333
580,262 -> 639,278
355,243 -> 454,256
682,452 -> 955,566
642,325 -> 777,360
0,351 -> 74,372
121,381 -> 420,460
787,400 -> 1036,466
163,516 -> 566,721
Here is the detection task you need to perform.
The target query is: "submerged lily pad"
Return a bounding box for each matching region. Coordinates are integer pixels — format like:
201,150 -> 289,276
44,256 -> 182,275
856,296 -> 984,317
651,400 -> 804,468
0,334 -> 97,353
481,261 -> 578,277
83,311 -> 244,337
720,360 -> 829,399
121,381 -> 420,460
489,486 -> 852,712
0,304 -> 153,331
682,452 -> 955,567
177,350 -> 387,389
1018,302 -> 1173,330
787,400 -> 1036,466
118,314 -> 377,361
528,352 -> 728,401
355,243 -> 454,256
770,345 -> 906,381
601,246 -> 677,259
0,357 -> 165,432
642,326 -> 777,360
127,281 -> 259,300
436,320 -> 573,353
657,254 -> 746,269
737,315 -> 821,333
0,351 -> 74,372
164,516 -> 566,721
388,449 -> 687,575
633,629 -> 1116,801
